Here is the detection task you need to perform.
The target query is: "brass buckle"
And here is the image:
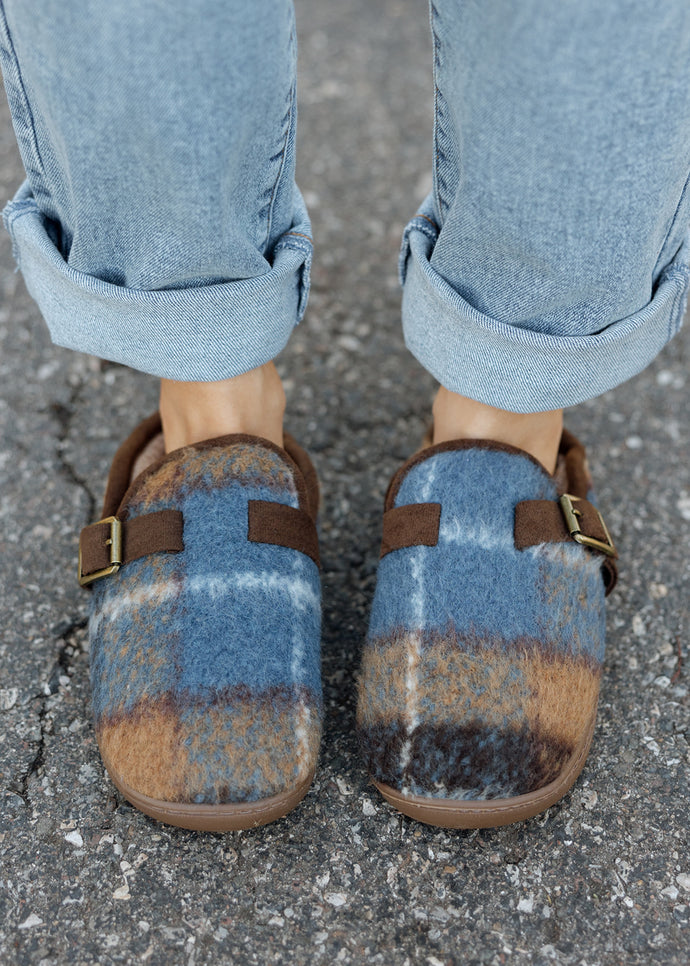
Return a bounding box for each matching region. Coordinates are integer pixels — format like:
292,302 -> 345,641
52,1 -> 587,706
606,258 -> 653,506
78,516 -> 122,587
559,494 -> 616,558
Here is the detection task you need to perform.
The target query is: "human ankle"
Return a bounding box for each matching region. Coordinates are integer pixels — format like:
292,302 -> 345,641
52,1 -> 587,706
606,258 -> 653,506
432,387 -> 563,474
159,363 -> 286,453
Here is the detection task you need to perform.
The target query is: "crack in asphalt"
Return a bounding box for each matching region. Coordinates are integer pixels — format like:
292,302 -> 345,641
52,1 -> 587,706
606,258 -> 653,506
3,383 -> 99,810
8,617 -> 88,808
5,384 -> 96,807
8,695 -> 48,809
50,387 -> 97,524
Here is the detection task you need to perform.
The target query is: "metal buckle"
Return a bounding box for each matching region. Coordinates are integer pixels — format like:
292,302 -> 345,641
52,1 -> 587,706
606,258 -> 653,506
559,494 -> 616,558
78,516 -> 122,587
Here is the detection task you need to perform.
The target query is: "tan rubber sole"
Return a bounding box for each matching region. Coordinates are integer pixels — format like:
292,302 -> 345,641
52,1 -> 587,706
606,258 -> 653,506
373,713 -> 597,829
103,756 -> 315,831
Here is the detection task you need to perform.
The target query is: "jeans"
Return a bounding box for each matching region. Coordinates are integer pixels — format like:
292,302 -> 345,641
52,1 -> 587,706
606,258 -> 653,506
1,0 -> 689,411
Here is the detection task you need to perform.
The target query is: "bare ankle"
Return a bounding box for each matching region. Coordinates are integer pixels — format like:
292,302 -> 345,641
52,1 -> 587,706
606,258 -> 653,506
432,387 -> 563,474
159,362 -> 286,453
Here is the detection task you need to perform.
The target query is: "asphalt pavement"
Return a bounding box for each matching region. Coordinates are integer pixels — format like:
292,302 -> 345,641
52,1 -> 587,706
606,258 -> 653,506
0,2 -> 688,964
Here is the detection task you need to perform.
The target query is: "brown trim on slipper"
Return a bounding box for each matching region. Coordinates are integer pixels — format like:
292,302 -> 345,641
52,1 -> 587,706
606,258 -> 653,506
380,503 -> 441,558
283,433 -> 320,522
98,413 -> 319,522
79,509 -> 184,585
386,429 -> 596,512
102,412 -> 163,517
600,558 -> 618,595
118,430 -> 315,522
514,497 -> 612,550
384,437 -> 552,510
248,501 -> 320,566
559,428 -> 592,499
514,496 -> 618,595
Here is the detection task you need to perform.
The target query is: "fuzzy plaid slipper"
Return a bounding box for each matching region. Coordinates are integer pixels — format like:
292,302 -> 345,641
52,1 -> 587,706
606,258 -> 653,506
357,431 -> 617,828
79,413 -> 321,831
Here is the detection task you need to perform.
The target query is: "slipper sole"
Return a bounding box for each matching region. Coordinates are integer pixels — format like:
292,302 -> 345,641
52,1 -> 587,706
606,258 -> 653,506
103,752 -> 315,831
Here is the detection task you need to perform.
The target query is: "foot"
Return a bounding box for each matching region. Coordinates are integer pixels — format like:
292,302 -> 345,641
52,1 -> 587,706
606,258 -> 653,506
432,386 -> 563,475
159,361 -> 286,453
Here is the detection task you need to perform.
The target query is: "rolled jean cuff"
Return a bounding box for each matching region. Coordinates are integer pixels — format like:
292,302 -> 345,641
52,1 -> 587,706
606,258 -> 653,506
400,195 -> 690,413
3,180 -> 313,381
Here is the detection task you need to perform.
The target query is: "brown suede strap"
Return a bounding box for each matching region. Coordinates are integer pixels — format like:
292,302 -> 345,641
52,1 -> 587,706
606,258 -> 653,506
515,497 -> 618,595
247,500 -> 320,566
380,503 -> 441,558
79,510 -> 184,585
515,498 -> 611,550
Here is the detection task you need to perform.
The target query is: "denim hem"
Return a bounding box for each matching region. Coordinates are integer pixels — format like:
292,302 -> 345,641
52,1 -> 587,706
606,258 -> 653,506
400,204 -> 690,413
3,181 -> 313,381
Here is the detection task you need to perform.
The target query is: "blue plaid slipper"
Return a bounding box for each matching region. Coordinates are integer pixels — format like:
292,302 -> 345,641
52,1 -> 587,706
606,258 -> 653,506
79,413 -> 322,830
357,431 -> 617,828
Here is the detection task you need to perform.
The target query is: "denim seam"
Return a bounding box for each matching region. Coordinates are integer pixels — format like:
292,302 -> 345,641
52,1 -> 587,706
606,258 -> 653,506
664,264 -> 690,340
669,286 -> 681,342
274,239 -> 311,256
658,255 -> 690,340
429,1 -> 439,201
416,212 -> 439,232
261,18 -> 297,256
429,1 -> 456,225
400,210 -> 439,286
0,4 -> 49,209
652,164 -> 690,281
274,232 -> 312,253
2,194 -> 38,263
676,269 -> 690,336
273,227 -> 312,321
4,197 -> 37,224
409,219 -> 438,245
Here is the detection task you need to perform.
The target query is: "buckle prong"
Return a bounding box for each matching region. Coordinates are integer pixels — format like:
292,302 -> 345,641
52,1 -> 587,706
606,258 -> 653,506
559,494 -> 616,558
78,516 -> 122,587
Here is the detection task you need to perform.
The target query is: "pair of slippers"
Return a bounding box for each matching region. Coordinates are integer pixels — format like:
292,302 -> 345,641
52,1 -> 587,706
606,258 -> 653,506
78,413 -> 617,831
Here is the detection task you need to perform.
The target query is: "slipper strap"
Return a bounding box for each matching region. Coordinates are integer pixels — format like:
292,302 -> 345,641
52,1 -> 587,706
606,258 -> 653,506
79,510 -> 184,586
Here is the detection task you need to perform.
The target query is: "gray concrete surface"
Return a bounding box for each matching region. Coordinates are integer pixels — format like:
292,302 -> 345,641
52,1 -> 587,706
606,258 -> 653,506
0,2 -> 688,964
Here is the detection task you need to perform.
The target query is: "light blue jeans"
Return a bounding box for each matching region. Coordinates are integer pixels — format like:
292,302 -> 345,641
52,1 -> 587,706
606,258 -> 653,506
1,1 -> 689,411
